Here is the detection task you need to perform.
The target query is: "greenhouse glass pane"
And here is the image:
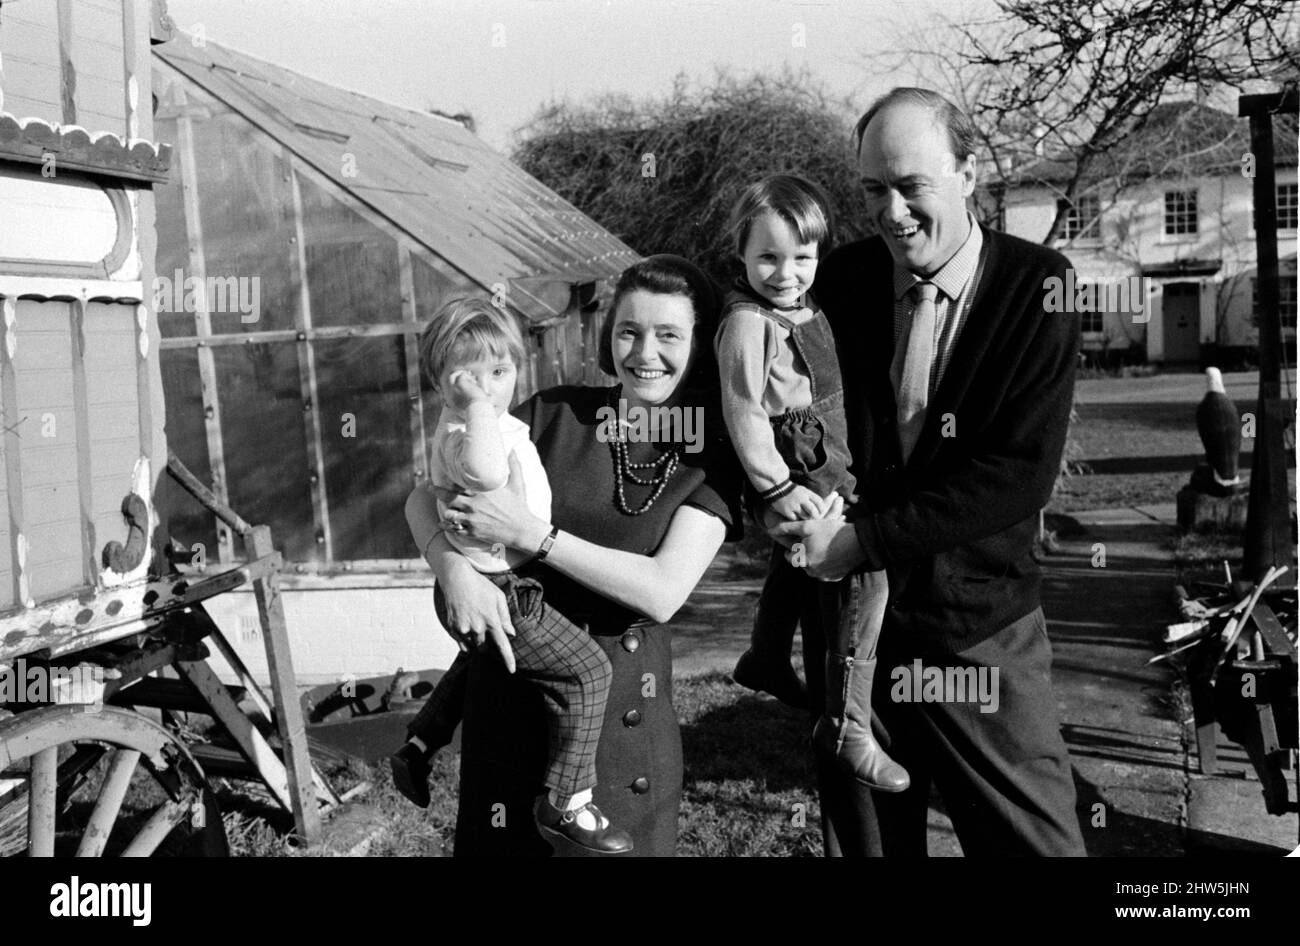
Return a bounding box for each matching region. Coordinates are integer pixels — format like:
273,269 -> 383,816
314,335 -> 415,560
213,344 -> 317,562
298,175 -> 403,328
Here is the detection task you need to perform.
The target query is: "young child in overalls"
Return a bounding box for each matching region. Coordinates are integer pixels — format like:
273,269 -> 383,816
390,297 -> 632,854
716,175 -> 907,791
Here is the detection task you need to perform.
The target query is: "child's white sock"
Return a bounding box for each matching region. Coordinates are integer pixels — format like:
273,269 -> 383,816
548,788 -> 602,829
408,736 -> 428,755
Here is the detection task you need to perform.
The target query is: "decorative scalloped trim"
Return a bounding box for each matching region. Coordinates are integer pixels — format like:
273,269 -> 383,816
0,112 -> 172,183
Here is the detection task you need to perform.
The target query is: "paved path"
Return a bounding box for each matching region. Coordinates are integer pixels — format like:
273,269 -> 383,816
1046,505 -> 1187,856
672,503 -> 1298,856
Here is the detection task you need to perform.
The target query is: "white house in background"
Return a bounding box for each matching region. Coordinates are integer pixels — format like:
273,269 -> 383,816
1003,101 -> 1297,366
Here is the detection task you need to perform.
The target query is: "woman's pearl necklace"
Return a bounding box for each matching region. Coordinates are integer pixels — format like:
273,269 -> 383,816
607,386 -> 681,516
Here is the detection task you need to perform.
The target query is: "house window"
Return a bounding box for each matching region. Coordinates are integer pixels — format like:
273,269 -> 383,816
1057,194 -> 1100,241
1249,182 -> 1298,232
1163,190 -> 1198,236
1252,277 -> 1298,331
1080,308 -> 1104,333
1277,183 -> 1298,231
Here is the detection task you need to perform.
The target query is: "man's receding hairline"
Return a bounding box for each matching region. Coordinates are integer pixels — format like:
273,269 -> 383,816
861,102 -> 943,148
856,98 -> 975,165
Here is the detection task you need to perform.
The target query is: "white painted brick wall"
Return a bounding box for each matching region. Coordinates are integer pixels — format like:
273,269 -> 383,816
201,583 -> 458,687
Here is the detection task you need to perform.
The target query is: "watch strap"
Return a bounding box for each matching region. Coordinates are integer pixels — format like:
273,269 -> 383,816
535,525 -> 560,561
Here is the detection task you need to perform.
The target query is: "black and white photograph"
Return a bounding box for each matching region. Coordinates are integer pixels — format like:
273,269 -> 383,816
0,0 -> 1296,911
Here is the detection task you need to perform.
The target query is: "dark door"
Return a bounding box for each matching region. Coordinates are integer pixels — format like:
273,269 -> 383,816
1162,282 -> 1200,363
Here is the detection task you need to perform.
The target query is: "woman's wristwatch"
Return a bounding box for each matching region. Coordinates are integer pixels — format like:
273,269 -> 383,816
534,524 -> 560,561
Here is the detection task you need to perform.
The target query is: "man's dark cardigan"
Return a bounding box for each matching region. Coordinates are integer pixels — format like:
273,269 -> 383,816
816,225 -> 1081,654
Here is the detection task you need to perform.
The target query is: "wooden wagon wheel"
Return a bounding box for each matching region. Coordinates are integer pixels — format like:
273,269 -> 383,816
0,704 -> 227,857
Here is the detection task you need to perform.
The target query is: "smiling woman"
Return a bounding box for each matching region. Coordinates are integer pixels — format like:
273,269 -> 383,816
404,255 -> 743,856
607,290 -> 697,412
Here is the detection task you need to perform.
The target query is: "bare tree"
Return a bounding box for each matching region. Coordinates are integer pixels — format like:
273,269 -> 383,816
965,0 -> 1299,242
875,0 -> 1299,244
512,69 -> 874,282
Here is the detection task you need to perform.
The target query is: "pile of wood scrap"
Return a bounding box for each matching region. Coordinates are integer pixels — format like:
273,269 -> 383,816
1157,565 -> 1298,815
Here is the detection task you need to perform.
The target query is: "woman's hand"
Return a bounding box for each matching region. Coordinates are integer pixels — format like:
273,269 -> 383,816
436,551 -> 518,673
438,454 -> 550,553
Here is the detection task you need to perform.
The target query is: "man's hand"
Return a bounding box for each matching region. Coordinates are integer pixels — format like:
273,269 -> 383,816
769,516 -> 867,581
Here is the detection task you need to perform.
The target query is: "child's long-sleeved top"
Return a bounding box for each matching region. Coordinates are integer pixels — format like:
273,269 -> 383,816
715,287 -> 818,494
428,410 -> 551,572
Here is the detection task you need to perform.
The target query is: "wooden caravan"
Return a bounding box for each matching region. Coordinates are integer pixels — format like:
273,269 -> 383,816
0,0 -> 331,854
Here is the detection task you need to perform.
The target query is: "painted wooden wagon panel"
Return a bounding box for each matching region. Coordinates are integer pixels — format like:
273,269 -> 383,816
0,0 -> 129,134
0,0 -> 328,853
0,297 -> 149,605
0,1 -> 65,121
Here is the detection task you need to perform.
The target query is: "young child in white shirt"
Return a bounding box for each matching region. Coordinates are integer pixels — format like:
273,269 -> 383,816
391,297 -> 632,854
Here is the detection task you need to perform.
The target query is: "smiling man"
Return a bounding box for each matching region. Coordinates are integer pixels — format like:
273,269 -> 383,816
774,88 -> 1087,857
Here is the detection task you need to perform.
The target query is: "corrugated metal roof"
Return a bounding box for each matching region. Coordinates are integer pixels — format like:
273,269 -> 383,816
153,37 -> 640,316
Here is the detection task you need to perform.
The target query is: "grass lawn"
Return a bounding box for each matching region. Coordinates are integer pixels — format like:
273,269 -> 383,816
1048,470 -> 1193,513
1057,368 -> 1296,512
676,674 -> 822,856
205,672 -> 821,857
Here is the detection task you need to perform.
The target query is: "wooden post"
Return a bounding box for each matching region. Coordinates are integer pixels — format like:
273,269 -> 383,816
399,242 -> 428,483
174,655 -> 297,813
203,621 -> 340,805
1239,88 -> 1298,582
166,453 -> 337,826
173,83 -> 235,566
27,746 -> 57,857
67,299 -> 97,586
286,156 -> 333,564
245,524 -> 321,843
563,293 -> 583,385
121,0 -> 140,140
125,0 -> 166,497
55,0 -> 77,126
0,297 -> 32,609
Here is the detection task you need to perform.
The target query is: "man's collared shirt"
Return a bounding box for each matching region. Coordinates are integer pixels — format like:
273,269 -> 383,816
889,214 -> 986,411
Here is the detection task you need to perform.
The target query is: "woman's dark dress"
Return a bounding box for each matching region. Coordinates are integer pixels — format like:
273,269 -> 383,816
452,385 -> 741,856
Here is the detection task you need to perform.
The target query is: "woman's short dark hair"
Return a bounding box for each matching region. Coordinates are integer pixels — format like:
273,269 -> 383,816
853,87 -> 978,164
598,254 -> 722,392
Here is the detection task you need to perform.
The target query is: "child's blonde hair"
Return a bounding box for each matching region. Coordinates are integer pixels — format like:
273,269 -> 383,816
418,297 -> 526,389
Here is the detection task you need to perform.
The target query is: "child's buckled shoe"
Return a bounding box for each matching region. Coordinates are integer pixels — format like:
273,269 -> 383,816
534,796 -> 633,854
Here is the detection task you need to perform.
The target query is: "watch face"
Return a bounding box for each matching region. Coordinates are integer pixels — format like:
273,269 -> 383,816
537,526 -> 558,558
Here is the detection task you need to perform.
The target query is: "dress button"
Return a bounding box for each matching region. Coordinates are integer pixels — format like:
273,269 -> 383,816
623,709 -> 641,727
631,777 -> 650,794
620,632 -> 639,653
